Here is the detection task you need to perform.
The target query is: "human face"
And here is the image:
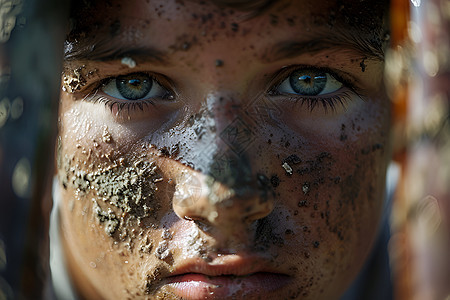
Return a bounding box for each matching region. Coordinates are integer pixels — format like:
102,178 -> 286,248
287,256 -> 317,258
56,0 -> 391,299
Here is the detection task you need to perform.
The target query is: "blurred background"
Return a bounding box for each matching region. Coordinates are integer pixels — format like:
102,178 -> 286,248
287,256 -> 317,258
0,0 -> 67,298
0,0 -> 448,299
387,0 -> 450,299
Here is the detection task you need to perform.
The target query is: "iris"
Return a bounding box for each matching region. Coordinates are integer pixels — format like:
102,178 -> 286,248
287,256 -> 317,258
289,70 -> 327,96
116,74 -> 152,100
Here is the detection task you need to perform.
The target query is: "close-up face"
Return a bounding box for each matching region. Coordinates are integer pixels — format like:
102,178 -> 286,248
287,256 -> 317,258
56,0 -> 391,299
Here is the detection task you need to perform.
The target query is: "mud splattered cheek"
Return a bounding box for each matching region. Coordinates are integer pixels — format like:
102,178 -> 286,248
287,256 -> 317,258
59,151 -> 164,235
56,140 -> 179,296
57,93 -> 177,290
264,99 -> 389,295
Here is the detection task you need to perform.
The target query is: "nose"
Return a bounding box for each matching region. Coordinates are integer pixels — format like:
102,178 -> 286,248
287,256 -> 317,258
172,163 -> 275,233
171,92 -> 275,232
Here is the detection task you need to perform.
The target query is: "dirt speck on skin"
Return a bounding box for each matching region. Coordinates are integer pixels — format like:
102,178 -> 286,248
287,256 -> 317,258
62,65 -> 87,93
158,144 -> 180,158
185,225 -> 209,258
121,56 -> 137,68
296,152 -> 334,176
215,59 -> 224,67
93,200 -> 120,236
282,162 -> 293,175
155,240 -> 171,260
302,182 -> 310,195
298,200 -> 308,207
169,33 -> 198,52
270,175 -> 280,188
161,229 -> 172,240
139,236 -> 153,254
283,154 -> 302,165
102,125 -> 112,143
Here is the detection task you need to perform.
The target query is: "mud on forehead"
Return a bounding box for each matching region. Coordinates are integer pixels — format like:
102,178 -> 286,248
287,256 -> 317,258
65,0 -> 390,45
66,0 -> 273,41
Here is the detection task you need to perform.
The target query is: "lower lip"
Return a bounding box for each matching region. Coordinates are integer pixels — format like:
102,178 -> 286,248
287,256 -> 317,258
165,272 -> 291,299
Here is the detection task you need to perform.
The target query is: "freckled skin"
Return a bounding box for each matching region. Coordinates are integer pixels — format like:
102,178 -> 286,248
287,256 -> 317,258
57,0 -> 391,299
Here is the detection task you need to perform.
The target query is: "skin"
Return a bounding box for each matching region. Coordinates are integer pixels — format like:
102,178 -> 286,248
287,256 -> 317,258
56,0 -> 392,299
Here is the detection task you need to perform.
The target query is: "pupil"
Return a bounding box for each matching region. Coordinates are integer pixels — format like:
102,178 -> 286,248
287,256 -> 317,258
289,70 -> 327,96
116,74 -> 152,100
299,75 -> 312,85
128,79 -> 141,87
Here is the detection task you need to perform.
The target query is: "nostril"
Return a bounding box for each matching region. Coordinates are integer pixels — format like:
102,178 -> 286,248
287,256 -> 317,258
183,214 -> 211,223
172,167 -> 275,229
184,215 -> 208,225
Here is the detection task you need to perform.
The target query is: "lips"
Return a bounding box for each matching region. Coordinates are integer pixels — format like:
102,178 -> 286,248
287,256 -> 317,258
158,256 -> 292,299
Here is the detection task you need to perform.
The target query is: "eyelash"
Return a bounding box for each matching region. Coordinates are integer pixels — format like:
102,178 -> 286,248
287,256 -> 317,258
89,94 -> 156,114
82,74 -> 172,114
268,66 -> 363,113
281,91 -> 354,113
80,66 -> 362,115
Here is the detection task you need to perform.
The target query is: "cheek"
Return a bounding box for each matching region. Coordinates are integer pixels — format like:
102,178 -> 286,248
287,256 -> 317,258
58,99 -> 144,166
57,150 -> 180,298
57,105 -> 179,297
255,98 -> 390,296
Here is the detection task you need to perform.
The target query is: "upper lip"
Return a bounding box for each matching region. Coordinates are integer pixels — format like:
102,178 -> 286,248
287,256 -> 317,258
168,254 -> 287,277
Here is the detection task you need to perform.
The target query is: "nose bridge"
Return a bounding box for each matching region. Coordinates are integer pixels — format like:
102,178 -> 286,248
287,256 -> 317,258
172,92 -> 275,229
192,92 -> 254,184
206,91 -> 242,134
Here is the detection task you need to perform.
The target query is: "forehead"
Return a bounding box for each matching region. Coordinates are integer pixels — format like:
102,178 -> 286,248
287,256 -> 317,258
66,0 -> 389,52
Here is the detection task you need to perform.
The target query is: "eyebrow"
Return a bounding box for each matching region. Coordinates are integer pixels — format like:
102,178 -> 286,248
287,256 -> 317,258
265,29 -> 387,63
64,39 -> 169,65
64,28 -> 387,64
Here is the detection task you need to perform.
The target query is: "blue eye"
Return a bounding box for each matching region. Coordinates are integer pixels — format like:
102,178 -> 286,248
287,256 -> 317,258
102,73 -> 169,100
277,69 -> 343,96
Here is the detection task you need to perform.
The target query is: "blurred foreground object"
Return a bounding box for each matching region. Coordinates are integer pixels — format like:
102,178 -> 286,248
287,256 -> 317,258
388,0 -> 450,299
0,0 -> 67,298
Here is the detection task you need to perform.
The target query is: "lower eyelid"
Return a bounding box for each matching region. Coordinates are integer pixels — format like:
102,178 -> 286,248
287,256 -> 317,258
269,85 -> 346,97
86,93 -> 157,116
268,88 -> 359,114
